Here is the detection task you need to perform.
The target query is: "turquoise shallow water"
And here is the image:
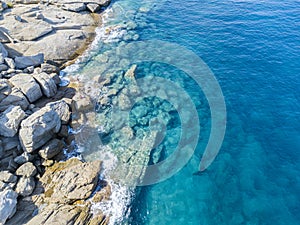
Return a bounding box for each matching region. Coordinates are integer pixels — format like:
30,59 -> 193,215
66,0 -> 300,224
128,0 -> 300,224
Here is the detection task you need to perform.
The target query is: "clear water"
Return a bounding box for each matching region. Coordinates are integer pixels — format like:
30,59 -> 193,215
65,0 -> 300,224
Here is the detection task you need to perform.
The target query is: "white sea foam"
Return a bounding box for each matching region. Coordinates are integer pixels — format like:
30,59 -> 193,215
91,179 -> 133,225
90,151 -> 133,225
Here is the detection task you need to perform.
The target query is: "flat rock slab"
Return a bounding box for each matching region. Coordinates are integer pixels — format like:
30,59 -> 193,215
1,3 -> 99,66
0,14 -> 53,41
40,158 -> 101,204
14,53 -> 44,69
9,74 -> 43,103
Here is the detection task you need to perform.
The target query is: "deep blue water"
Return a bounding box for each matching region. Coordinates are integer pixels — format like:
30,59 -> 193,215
128,0 -> 300,224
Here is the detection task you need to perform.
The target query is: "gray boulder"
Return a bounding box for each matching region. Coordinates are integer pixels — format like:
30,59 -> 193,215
15,177 -> 35,197
0,87 -> 29,112
14,53 -> 44,70
0,171 -> 17,183
19,108 -> 61,153
15,162 -> 37,178
39,139 -> 64,160
41,63 -> 59,74
46,100 -> 71,124
18,100 -> 69,152
0,79 -> 12,102
9,74 -> 43,103
0,190 -> 18,225
0,106 -> 26,137
33,72 -> 57,97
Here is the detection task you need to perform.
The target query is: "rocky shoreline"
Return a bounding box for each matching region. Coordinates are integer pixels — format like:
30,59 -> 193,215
0,0 -> 112,224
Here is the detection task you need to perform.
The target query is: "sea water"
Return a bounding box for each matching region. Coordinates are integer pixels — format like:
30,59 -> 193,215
64,0 -> 300,224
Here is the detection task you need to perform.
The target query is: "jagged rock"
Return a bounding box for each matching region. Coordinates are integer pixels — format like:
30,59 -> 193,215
19,100 -> 69,152
86,3 -> 101,13
9,74 -> 43,103
0,171 -> 17,183
41,63 -> 59,74
14,152 -> 34,165
49,73 -> 61,85
19,106 -> 61,153
0,79 -> 12,102
14,53 -> 44,70
40,158 -> 101,204
0,106 -> 26,137
0,190 -> 18,225
15,177 -> 35,197
4,58 -> 15,69
45,100 -> 71,124
0,87 -> 29,111
62,3 -> 86,12
38,139 -> 64,160
33,72 -> 57,97
15,162 -> 37,177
